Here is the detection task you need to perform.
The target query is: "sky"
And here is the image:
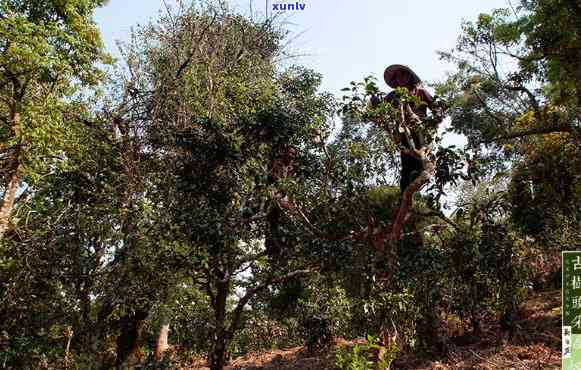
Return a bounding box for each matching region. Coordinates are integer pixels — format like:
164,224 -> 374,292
94,0 -> 510,96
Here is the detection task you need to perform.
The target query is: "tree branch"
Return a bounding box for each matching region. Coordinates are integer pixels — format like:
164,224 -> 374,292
485,122 -> 573,143
503,83 -> 541,119
175,13 -> 218,80
381,147 -> 436,285
228,268 -> 314,337
414,207 -> 459,231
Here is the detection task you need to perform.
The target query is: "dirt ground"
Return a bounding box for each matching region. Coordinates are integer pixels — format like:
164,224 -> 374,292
182,290 -> 561,370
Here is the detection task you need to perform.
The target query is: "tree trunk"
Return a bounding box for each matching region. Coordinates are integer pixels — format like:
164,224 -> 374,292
115,309 -> 148,369
265,205 -> 283,260
209,333 -> 230,370
79,287 -> 93,348
155,317 -> 171,362
0,169 -> 21,235
209,277 -> 230,370
384,147 -> 435,284
0,111 -> 21,236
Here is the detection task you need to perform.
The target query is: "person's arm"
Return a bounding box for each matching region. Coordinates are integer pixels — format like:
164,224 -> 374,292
368,92 -> 398,126
370,94 -> 382,108
370,91 -> 398,108
417,87 -> 434,109
417,88 -> 444,123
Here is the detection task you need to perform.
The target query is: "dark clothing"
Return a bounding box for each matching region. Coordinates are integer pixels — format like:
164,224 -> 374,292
400,130 -> 424,193
370,86 -> 435,121
370,86 -> 435,194
385,87 -> 434,118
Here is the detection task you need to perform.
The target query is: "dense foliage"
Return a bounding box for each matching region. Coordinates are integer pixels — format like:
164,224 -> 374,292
0,0 -> 577,369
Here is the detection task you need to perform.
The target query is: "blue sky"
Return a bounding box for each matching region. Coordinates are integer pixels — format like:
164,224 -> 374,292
94,0 -> 510,96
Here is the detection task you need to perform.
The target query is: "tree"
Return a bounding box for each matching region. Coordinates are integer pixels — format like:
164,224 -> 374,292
417,0 -> 581,345
435,0 -> 581,269
337,77 -> 456,285
0,0 -> 111,235
115,3 -> 335,369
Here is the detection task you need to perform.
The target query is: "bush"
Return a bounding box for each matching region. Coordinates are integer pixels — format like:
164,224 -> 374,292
335,335 -> 397,370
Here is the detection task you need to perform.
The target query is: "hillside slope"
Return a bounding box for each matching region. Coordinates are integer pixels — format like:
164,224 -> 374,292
183,290 -> 561,369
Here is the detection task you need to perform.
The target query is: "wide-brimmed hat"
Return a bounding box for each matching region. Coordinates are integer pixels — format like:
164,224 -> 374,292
383,64 -> 421,88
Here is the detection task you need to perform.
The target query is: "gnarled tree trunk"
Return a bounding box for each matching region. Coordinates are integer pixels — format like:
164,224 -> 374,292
205,268 -> 313,370
0,168 -> 21,235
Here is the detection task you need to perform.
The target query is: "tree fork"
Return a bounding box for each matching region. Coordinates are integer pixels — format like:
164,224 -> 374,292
207,269 -> 313,370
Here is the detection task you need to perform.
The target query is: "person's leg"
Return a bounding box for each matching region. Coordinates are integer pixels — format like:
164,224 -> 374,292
399,130 -> 424,194
412,129 -> 425,148
409,155 -> 423,185
400,152 -> 424,194
407,130 -> 424,189
400,152 -> 414,194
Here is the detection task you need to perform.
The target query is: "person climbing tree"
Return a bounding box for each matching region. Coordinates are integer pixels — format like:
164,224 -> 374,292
370,64 -> 444,194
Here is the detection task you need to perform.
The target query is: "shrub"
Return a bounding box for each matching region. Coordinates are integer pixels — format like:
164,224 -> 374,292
335,335 -> 398,370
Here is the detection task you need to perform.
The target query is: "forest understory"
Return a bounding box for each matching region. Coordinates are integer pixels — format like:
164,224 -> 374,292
173,290 -> 561,370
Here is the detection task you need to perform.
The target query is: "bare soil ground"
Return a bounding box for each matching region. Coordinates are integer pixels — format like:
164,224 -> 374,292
183,290 -> 561,370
